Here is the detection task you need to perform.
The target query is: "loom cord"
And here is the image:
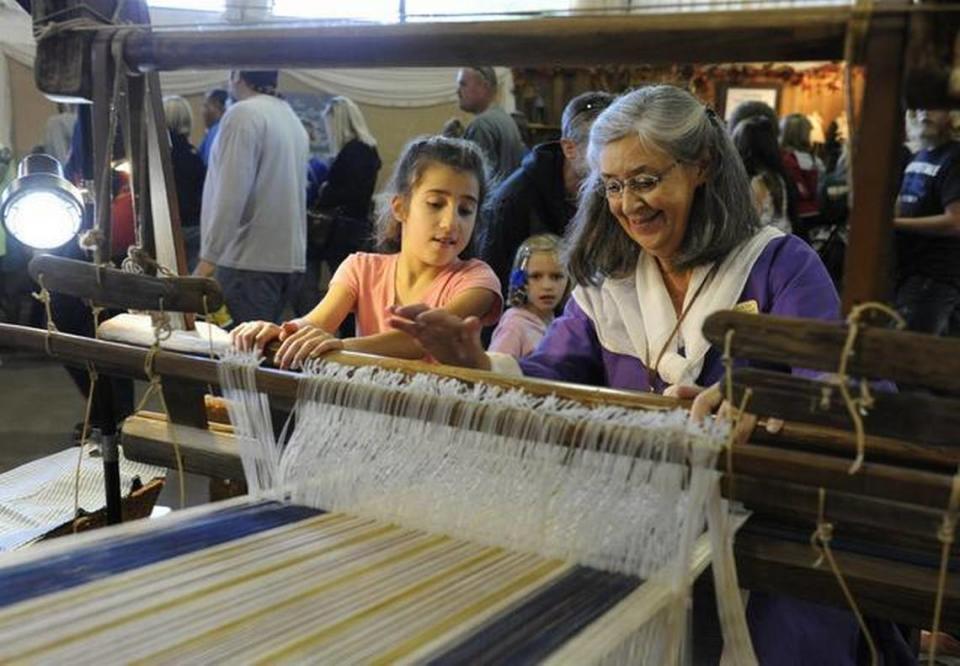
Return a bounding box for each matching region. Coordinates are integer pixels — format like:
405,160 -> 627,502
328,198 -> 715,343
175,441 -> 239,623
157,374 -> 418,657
720,329 -> 742,503
811,487 -> 878,666
71,361 -> 99,535
201,294 -> 217,396
927,466 -> 960,666
135,305 -> 186,509
215,353 -> 739,661
71,301 -> 106,534
834,302 -> 905,475
712,363 -> 758,666
33,274 -> 99,534
31,274 -> 58,357
224,354 -> 723,578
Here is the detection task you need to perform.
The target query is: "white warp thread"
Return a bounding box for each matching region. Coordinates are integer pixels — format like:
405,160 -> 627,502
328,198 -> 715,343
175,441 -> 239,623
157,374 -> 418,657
217,351 -> 756,664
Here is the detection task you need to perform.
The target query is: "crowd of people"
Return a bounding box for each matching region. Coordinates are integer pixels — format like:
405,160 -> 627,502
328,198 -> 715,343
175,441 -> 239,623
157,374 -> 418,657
2,67 -> 955,376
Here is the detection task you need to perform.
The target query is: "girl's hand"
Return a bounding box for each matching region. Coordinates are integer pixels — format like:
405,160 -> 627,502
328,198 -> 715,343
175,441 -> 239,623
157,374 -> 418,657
387,304 -> 490,370
275,322 -> 342,369
231,320 -> 284,352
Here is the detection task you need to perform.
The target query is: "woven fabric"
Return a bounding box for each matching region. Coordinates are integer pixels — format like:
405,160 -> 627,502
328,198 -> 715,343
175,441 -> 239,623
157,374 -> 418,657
0,447 -> 165,551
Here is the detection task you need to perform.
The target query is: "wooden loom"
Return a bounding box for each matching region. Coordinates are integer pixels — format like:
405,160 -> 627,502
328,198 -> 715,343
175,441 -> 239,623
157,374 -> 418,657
4,0 -> 960,649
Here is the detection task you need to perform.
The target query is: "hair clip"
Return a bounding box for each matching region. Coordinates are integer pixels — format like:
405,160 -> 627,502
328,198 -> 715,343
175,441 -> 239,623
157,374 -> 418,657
509,268 -> 527,291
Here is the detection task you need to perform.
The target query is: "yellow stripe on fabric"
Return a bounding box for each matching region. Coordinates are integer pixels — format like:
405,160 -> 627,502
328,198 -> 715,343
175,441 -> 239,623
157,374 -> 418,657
369,558 -> 567,665
135,532 -> 454,664
0,511 -> 351,626
6,519 -> 403,662
255,547 -> 506,664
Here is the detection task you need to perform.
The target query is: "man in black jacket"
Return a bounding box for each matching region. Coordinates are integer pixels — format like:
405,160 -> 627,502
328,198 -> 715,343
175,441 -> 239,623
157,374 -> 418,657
479,91 -> 615,293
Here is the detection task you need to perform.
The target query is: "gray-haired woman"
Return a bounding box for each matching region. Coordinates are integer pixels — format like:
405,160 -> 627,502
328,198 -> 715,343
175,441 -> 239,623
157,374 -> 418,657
389,84 -> 913,663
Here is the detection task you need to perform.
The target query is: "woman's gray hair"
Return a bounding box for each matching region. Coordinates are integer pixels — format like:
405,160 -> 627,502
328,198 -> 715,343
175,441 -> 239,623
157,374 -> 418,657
565,85 -> 760,285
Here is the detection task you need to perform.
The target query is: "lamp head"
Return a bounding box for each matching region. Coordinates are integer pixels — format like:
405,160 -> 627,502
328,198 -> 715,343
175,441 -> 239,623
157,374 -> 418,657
0,154 -> 84,250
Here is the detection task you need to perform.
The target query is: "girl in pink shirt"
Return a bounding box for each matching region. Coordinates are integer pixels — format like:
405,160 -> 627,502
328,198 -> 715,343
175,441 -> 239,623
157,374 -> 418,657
233,136 -> 503,367
489,234 -> 569,359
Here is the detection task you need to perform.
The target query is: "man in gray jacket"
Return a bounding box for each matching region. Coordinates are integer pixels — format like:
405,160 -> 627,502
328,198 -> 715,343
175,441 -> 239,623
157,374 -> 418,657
456,67 -> 526,184
196,70 -> 308,325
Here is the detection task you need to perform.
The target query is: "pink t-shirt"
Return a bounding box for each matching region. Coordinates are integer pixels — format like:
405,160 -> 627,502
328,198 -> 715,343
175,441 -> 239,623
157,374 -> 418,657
488,306 -> 548,359
329,252 -> 503,337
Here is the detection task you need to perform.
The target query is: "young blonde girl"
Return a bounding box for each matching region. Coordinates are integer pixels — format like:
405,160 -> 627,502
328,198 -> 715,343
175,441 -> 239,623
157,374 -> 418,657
232,135 -> 503,368
488,234 -> 568,359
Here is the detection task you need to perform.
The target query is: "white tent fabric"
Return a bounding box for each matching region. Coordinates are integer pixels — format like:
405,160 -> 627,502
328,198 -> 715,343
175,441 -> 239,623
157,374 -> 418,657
0,3 -> 35,149
0,3 -> 518,154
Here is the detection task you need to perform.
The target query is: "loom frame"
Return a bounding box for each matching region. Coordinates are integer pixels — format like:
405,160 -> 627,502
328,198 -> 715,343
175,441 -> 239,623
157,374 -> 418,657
11,0 -> 960,638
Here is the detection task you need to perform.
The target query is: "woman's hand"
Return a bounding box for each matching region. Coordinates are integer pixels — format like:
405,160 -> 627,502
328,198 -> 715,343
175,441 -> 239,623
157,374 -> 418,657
230,320 -> 284,353
663,384 -> 704,401
274,322 -> 343,369
685,382 -> 783,441
387,304 -> 490,370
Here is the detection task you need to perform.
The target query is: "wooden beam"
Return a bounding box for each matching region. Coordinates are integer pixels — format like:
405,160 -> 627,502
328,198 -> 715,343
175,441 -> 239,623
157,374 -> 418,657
703,311 -> 960,394
28,255 -> 224,313
733,368 -> 960,459
121,9 -> 849,72
752,420 -> 958,471
2,324 -> 954,509
121,413 -> 245,480
736,530 -> 960,632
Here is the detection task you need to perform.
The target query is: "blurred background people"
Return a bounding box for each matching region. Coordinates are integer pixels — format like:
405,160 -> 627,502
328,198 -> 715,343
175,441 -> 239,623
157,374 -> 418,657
162,95 -> 206,271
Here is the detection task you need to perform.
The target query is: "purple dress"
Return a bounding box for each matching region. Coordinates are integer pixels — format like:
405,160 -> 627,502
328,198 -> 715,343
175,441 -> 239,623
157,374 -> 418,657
519,235 -> 837,392
519,235 -> 913,665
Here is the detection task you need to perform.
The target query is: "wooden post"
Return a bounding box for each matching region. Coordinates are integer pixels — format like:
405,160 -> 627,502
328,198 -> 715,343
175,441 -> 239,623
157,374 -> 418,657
841,8 -> 909,313
91,32 -> 114,264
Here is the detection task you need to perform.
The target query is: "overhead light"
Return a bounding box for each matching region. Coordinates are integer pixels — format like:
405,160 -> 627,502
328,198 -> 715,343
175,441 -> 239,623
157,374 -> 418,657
0,154 -> 84,250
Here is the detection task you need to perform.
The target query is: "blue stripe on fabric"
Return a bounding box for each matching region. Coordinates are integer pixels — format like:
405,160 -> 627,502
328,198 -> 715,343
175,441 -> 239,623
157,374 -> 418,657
427,565 -> 641,665
0,501 -> 322,608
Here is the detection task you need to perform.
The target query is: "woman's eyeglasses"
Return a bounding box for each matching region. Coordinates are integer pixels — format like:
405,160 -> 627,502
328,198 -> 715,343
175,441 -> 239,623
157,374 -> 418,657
600,161 -> 679,199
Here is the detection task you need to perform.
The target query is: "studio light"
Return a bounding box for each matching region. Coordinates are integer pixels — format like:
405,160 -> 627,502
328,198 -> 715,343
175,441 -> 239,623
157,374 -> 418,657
0,154 -> 84,250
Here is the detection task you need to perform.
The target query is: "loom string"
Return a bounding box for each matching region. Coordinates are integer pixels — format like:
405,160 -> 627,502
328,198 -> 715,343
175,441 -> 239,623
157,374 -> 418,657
834,301 -> 904,474
226,354 -> 718,578
215,353 -> 732,661
32,273 -> 109,532
201,294 -> 216,397
720,328 -> 746,504
31,273 -> 57,355
927,465 -> 960,666
810,486 -> 877,665
700,327 -> 757,664
70,302 -> 106,533
133,298 -> 186,508
31,274 -> 99,533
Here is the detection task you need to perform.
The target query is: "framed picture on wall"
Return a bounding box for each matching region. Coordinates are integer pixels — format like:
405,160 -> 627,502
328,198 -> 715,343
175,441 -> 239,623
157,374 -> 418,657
719,84 -> 780,123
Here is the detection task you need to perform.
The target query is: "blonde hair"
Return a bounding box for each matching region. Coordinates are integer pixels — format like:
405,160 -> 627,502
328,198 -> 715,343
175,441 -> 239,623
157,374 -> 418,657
162,95 -> 193,137
323,96 -> 377,154
508,234 -> 565,307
